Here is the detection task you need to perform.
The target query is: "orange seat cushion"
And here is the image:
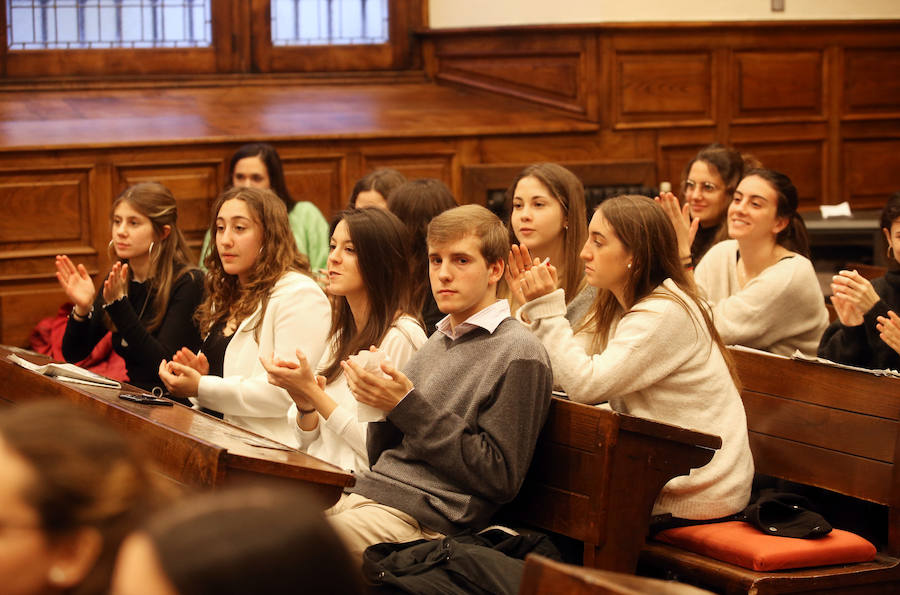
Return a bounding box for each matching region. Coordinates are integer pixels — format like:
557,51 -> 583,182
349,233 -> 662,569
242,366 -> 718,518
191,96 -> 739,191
654,521 -> 876,571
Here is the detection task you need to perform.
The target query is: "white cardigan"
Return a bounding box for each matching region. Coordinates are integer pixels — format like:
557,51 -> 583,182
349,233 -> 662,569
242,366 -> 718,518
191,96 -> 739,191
695,240 -> 829,356
194,271 -> 331,447
287,315 -> 427,472
519,282 -> 754,520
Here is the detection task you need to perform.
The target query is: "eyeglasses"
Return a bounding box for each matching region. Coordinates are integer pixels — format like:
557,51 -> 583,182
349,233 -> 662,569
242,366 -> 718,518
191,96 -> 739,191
684,179 -> 720,197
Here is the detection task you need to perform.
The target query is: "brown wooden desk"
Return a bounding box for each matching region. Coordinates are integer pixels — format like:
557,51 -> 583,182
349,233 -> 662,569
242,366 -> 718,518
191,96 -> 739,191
506,397 -> 721,574
0,346 -> 353,506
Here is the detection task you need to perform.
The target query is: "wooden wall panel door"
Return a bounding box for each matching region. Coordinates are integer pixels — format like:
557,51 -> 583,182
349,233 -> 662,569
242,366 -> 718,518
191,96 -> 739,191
115,161 -> 223,251
732,51 -> 825,123
0,165 -> 95,347
613,51 -> 714,129
0,165 -> 96,280
843,49 -> 900,117
281,155 -> 345,222
733,141 -> 825,210
361,150 -> 457,194
429,32 -> 591,118
842,139 -> 900,209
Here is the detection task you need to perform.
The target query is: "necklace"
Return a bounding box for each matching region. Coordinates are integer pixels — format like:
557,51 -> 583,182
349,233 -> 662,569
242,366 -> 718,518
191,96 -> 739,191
119,281 -> 152,348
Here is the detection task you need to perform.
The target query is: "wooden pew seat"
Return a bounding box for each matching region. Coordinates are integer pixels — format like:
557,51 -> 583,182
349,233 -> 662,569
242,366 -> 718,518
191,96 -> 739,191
519,553 -> 714,595
505,397 -> 721,574
639,348 -> 900,594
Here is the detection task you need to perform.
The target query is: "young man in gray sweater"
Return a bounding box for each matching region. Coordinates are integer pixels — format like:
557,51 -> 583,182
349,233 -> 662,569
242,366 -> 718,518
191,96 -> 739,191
336,204 -> 554,558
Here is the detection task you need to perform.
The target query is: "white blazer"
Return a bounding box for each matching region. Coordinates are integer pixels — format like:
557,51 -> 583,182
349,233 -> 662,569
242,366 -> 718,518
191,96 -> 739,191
195,271 -> 330,447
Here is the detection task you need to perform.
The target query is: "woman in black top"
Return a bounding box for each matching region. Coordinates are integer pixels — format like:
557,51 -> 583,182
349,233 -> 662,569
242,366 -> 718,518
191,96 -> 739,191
819,192 -> 900,370
56,182 -> 203,393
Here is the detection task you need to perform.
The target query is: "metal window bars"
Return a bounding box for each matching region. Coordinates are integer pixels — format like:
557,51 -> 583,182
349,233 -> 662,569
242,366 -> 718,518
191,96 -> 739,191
7,0 -> 388,50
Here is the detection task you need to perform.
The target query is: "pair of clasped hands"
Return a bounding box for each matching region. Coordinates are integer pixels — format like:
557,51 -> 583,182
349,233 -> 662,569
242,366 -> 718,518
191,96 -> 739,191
157,344 -> 414,413
505,244 -> 559,306
830,269 -> 900,355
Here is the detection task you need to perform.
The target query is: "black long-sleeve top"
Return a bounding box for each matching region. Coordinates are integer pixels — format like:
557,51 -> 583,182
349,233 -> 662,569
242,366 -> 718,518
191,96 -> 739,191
818,269 -> 900,371
62,268 -> 204,392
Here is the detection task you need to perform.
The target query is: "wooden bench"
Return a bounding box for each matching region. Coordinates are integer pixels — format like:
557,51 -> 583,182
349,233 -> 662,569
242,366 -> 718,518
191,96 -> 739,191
640,347 -> 900,594
505,397 -> 721,574
0,346 -> 353,506
519,553 -> 714,595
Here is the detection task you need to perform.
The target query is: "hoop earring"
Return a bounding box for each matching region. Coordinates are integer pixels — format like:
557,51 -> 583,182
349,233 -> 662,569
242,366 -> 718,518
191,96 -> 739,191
148,241 -> 155,257
48,567 -> 66,584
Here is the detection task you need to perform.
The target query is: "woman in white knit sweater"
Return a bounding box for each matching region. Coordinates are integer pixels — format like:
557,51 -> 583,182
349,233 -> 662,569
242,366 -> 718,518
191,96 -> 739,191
690,169 -> 828,356
517,195 -> 753,523
262,208 -> 426,472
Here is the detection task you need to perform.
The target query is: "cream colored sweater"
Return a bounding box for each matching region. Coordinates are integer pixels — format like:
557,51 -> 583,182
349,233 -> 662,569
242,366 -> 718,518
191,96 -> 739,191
519,281 -> 754,520
695,240 -> 828,356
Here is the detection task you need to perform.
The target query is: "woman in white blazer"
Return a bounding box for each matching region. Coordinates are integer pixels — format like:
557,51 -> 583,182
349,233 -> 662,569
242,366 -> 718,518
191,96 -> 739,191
159,186 -> 330,447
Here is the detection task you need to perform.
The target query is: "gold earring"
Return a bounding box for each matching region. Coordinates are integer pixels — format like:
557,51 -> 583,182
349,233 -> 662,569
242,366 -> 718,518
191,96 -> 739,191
48,567 -> 66,584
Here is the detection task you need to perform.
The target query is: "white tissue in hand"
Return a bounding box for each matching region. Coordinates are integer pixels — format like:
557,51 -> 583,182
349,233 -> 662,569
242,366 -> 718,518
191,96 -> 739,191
349,349 -> 390,422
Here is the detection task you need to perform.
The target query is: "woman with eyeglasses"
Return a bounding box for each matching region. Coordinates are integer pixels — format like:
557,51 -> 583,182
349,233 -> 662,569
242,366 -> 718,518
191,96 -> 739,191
659,144 -> 761,267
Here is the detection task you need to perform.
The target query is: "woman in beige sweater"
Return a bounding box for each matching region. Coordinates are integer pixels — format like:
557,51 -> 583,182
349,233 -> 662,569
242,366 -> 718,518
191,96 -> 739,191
690,169 -> 828,356
517,195 -> 753,523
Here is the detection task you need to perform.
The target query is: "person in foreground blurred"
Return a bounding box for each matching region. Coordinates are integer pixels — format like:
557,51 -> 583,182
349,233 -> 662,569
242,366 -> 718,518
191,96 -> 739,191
111,486 -> 363,595
0,400 -> 170,595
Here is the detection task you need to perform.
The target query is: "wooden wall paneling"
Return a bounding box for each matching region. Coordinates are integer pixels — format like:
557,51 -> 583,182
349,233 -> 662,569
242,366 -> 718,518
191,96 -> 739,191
827,45 -> 844,210
430,32 -> 592,118
612,50 -> 715,129
843,48 -> 900,119
360,146 -> 458,194
478,130 -> 655,167
731,50 -> 825,123
462,160 -> 657,211
0,165 -> 96,281
114,160 -> 224,251
280,155 -> 346,222
655,127 -> 719,196
0,288 -> 68,347
842,138 -> 900,210
733,140 -> 825,211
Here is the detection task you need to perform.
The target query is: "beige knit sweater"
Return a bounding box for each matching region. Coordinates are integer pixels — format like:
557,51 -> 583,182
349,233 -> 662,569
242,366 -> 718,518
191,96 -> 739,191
695,240 -> 828,357
519,281 -> 754,520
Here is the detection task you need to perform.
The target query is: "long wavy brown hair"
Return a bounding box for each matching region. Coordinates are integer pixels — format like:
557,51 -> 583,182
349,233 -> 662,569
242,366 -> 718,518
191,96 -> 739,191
109,182 -> 197,333
320,208 -> 415,383
196,186 -> 311,338
582,195 -> 740,388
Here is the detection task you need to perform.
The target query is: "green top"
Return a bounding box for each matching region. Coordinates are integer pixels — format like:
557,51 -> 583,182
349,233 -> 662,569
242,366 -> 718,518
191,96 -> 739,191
199,201 -> 330,272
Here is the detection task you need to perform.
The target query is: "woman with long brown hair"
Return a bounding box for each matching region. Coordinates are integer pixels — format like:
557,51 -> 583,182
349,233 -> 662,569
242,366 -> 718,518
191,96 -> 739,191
57,182 -> 203,393
517,195 -> 753,526
262,208 -> 426,471
693,168 -> 828,356
504,163 -> 592,325
158,186 -> 330,447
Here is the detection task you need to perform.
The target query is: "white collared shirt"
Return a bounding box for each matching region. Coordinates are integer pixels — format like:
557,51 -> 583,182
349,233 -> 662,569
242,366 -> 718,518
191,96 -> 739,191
435,300 -> 511,341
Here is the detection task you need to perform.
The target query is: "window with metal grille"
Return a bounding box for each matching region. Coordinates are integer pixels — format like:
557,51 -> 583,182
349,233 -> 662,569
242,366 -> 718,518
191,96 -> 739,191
6,0 -> 212,49
271,0 -> 388,46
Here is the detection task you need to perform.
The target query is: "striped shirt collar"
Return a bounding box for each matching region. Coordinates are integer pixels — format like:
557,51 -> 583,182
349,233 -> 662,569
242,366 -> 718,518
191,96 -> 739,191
436,300 -> 511,341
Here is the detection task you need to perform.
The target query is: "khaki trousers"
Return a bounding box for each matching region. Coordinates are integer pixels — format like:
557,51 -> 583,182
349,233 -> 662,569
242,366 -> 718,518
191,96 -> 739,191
326,493 -> 443,560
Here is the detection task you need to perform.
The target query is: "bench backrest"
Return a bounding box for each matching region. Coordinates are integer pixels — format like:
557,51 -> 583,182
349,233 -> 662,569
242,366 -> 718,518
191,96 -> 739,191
730,347 -> 900,555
